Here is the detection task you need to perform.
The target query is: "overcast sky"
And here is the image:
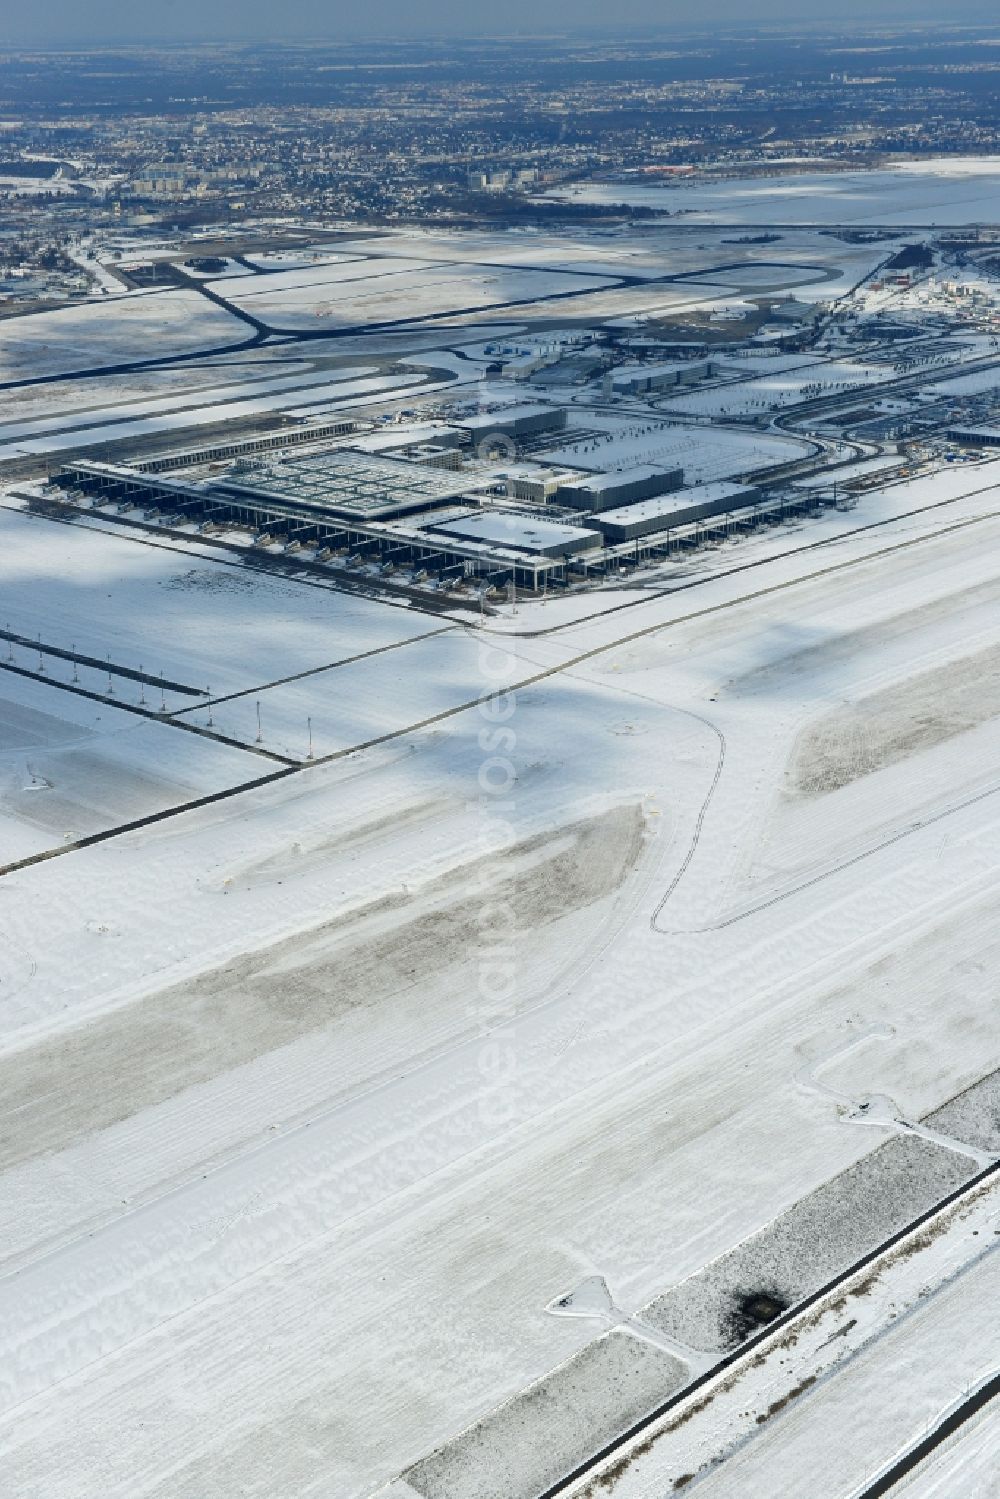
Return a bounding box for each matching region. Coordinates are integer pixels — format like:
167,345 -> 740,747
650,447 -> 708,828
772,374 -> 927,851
1,0 -> 993,44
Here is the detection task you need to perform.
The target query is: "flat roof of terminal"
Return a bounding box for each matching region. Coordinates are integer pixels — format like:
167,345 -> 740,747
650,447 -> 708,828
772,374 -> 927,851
429,510 -> 599,553
596,481 -> 753,524
949,425 -> 1000,440
221,448 -> 468,518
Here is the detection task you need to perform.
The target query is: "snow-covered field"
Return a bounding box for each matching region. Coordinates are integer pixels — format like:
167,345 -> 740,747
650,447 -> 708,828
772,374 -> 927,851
657,349 -> 971,419
552,155 -> 1000,225
336,227 -> 888,295
924,363 -> 1000,397
209,254 -> 429,299
557,1177 -> 1000,1499
539,413 -> 808,481
0,505 -> 444,709
0,372 -> 428,460
216,260 -> 618,330
241,249 -> 361,272
339,229 -> 684,277
0,347 -> 361,423
2,450 -> 1000,1498
0,670 -> 260,862
0,366 -> 378,443
0,288 -> 248,382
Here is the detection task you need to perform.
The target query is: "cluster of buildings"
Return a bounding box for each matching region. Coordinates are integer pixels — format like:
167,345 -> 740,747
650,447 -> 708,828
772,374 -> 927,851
7,30 -> 1000,244
50,396 -> 806,595
483,331 -> 604,383
604,358 -> 719,397
467,166 -> 540,193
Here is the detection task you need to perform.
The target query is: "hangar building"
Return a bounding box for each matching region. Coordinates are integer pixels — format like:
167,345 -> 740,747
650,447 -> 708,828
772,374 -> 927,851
607,359 -> 717,396
946,424 -> 1000,449
556,464 -> 684,513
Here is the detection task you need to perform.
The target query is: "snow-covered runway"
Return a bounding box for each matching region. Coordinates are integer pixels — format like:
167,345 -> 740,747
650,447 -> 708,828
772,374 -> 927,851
2,452 -> 1000,1496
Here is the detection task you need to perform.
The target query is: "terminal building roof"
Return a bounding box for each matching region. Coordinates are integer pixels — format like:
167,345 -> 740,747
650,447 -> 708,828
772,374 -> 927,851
428,510 -> 600,555
220,448 -> 469,519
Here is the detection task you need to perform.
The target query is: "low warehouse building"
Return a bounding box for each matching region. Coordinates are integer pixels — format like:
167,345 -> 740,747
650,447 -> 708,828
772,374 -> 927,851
427,510 -> 600,558
456,404 -> 568,446
607,359 -> 717,397
592,481 -> 759,542
556,464 -> 684,513
946,425 -> 1000,448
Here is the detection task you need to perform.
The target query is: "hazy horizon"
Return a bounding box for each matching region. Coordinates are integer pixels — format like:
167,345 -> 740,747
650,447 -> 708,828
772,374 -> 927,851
3,1 -> 997,45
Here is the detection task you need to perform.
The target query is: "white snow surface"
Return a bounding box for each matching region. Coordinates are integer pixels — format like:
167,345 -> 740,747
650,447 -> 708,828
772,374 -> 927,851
2,454 -> 1000,1498
0,373 -> 427,459
0,367 -> 377,444
552,156 -> 1000,225
2,216 -> 1000,1499
0,288 -> 248,381
216,262 -> 618,330
539,413 -> 807,482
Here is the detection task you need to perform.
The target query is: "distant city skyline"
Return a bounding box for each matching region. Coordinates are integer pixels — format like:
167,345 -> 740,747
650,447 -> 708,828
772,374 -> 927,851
3,0 -> 996,44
